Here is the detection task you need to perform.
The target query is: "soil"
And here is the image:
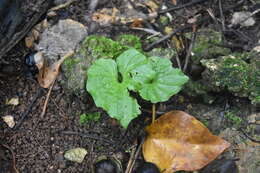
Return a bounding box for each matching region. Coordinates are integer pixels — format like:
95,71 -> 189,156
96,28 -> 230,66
0,0 -> 259,173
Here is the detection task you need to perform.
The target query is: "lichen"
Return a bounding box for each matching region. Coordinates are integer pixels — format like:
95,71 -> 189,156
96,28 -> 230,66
201,53 -> 260,104
187,29 -> 231,64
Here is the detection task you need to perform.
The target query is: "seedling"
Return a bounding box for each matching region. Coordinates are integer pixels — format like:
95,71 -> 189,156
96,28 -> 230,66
79,112 -> 101,124
87,49 -> 188,128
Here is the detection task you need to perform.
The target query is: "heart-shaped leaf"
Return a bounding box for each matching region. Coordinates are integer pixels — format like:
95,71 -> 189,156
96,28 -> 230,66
87,49 -> 189,128
86,49 -> 144,128
131,57 -> 189,103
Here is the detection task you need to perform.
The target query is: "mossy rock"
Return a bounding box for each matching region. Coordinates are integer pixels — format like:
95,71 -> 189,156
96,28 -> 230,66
62,35 -> 142,97
200,52 -> 260,104
186,29 -> 230,64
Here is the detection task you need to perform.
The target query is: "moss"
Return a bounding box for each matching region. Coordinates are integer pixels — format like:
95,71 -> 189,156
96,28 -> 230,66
201,53 -> 260,104
183,80 -> 216,104
187,29 -> 230,64
63,57 -> 82,71
224,111 -> 242,128
82,35 -> 127,59
116,34 -> 142,51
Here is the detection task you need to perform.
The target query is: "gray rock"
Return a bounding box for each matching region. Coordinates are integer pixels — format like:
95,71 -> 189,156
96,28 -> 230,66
36,19 -> 88,64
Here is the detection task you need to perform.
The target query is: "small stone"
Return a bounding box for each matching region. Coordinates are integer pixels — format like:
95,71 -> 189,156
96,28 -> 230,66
64,147 -> 87,163
2,115 -> 15,128
231,11 -> 255,27
36,19 -> 87,64
6,97 -> 19,106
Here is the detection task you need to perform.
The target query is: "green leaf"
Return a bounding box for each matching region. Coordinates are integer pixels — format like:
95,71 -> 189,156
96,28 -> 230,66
86,56 -> 141,128
87,49 -> 189,128
131,57 -> 189,103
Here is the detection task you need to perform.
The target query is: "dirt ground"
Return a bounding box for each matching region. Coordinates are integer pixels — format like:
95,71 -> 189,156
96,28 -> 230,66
0,0 -> 260,173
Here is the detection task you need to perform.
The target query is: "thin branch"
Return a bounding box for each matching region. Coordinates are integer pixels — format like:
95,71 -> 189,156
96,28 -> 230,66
183,26 -> 197,72
159,0 -> 209,14
48,0 -> 76,12
40,79 -> 56,118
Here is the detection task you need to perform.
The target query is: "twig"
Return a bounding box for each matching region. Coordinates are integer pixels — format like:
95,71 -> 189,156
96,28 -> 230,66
240,129 -> 260,143
218,0 -> 226,32
125,142 -> 137,173
131,27 -> 162,36
145,0 -> 245,51
1,144 -> 19,173
48,0 -> 76,12
14,89 -> 43,130
125,138 -> 145,173
40,79 -> 56,118
159,0 -> 209,14
144,26 -> 190,51
183,26 -> 197,72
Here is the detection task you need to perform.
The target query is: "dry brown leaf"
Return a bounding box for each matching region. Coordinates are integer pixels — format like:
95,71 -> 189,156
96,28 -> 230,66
25,19 -> 48,48
143,110 -> 230,173
37,51 -> 74,88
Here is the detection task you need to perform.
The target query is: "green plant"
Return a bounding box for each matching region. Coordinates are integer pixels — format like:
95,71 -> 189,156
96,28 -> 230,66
86,49 -> 189,128
224,111 -> 242,127
79,112 -> 101,124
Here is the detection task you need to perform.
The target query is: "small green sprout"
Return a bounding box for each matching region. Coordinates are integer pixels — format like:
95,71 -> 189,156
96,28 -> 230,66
79,112 -> 101,124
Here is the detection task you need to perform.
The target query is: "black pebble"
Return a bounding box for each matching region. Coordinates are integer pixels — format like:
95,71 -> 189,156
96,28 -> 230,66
135,162 -> 160,173
24,52 -> 39,78
94,159 -> 118,173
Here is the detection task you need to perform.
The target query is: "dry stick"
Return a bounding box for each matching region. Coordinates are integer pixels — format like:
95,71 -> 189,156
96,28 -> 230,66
40,51 -> 74,118
218,0 -> 225,32
183,26 -> 197,72
159,0 -> 209,14
48,0 -> 76,12
131,27 -> 162,36
2,144 -> 19,173
145,0 -> 245,51
240,129 -> 260,143
125,142 -> 138,173
40,79 -> 56,118
128,138 -> 145,173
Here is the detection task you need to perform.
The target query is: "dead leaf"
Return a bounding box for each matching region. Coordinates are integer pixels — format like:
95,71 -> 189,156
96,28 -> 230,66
25,19 -> 48,48
143,110 -> 230,173
37,51 -> 74,88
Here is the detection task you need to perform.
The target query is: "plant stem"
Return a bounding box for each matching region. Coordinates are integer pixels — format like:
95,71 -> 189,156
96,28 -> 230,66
152,104 -> 156,124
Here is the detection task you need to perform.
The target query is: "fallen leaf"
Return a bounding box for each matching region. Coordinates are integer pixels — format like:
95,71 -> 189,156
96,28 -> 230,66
6,98 -> 19,106
143,110 -> 230,173
64,147 -> 87,163
2,115 -> 15,128
37,51 -> 74,88
25,19 -> 48,48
